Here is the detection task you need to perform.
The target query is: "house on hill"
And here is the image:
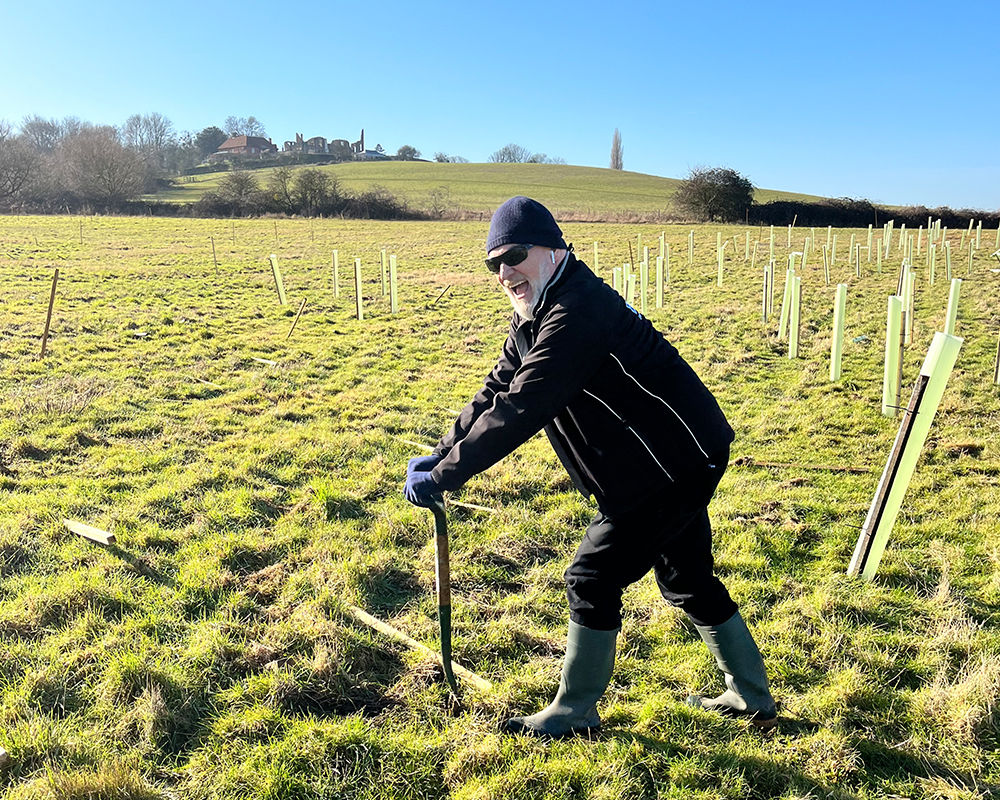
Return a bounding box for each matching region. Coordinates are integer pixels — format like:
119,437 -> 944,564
211,135 -> 278,160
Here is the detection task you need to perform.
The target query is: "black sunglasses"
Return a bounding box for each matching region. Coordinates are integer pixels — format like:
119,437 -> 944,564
484,244 -> 534,273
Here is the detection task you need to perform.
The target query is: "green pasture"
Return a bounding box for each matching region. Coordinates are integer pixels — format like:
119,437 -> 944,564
1,215 -> 999,799
150,162 -> 826,218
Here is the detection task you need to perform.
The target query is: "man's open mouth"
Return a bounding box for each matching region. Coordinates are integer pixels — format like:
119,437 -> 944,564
507,280 -> 529,299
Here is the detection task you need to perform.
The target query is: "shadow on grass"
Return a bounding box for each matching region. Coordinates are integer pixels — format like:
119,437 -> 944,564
106,545 -> 177,589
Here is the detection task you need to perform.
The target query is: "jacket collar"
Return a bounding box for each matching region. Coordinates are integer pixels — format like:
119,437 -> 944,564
530,250 -> 577,318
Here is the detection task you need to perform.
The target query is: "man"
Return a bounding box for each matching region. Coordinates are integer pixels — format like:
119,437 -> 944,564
404,196 -> 777,737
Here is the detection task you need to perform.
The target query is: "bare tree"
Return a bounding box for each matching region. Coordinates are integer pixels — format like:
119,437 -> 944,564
268,167 -> 296,213
396,145 -> 420,160
610,128 -> 623,170
489,143 -> 533,163
0,122 -> 40,203
20,115 -> 64,153
61,126 -> 147,205
223,115 -> 266,137
294,168 -> 333,215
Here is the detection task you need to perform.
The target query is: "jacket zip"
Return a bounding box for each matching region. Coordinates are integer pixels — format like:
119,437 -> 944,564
608,353 -> 711,459
582,389 -> 674,482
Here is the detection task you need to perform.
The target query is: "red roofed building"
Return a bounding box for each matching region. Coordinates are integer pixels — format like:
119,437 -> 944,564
211,135 -> 278,160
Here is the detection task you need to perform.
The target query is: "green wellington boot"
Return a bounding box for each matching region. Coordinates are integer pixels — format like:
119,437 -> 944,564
505,621 -> 618,738
687,612 -> 778,729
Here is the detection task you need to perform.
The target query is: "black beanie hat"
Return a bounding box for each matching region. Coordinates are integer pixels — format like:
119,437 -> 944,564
486,196 -> 567,253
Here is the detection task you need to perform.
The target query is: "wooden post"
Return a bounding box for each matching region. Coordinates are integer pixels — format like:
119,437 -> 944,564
849,332 -> 963,579
994,327 -> 1000,385
268,254 -> 288,305
830,283 -> 847,380
64,519 -> 115,545
882,295 -> 903,416
286,297 -> 307,340
655,255 -> 664,309
332,250 -> 340,298
39,267 -> 59,358
788,276 -> 802,358
354,258 -> 364,320
389,254 -> 399,313
943,278 -> 961,336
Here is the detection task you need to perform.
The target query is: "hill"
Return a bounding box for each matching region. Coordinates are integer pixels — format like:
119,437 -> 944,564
151,162 -> 826,219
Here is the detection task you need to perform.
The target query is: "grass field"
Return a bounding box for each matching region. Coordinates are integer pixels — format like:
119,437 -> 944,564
149,162 -> 827,219
1,214 -> 999,799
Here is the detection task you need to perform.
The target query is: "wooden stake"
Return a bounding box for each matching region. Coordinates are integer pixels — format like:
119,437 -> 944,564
268,254 -> 288,305
994,327 -> 1000,385
354,258 -> 364,320
882,296 -> 903,416
849,333 -> 963,579
40,268 -> 59,358
830,284 -> 847,380
345,604 -> 491,692
64,519 -> 115,546
285,297 -> 307,340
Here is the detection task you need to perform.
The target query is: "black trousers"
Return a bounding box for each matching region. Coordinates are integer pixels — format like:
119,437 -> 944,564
564,461 -> 737,631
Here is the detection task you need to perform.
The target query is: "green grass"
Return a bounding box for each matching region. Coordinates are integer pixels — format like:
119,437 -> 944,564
1,215 -> 999,799
151,161 -> 827,218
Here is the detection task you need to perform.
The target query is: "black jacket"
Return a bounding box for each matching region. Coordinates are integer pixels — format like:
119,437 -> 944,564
430,253 -> 734,515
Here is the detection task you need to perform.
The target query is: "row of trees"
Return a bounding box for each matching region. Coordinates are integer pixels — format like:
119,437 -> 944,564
0,113 -> 267,210
198,167 -> 410,219
488,143 -> 565,164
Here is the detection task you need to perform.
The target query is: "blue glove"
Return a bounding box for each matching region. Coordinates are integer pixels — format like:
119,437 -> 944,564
407,454 -> 441,477
404,470 -> 442,508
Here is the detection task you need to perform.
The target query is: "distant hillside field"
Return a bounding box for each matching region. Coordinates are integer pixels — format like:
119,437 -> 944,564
150,162 -> 826,218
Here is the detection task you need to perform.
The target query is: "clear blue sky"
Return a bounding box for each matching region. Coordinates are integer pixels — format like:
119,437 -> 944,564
2,0 -> 997,210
